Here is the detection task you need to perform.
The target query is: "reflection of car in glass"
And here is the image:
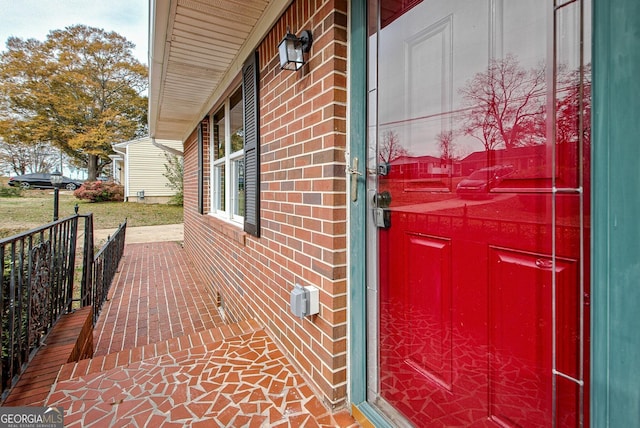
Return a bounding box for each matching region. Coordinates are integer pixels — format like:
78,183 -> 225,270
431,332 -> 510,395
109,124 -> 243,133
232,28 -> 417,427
456,165 -> 514,197
8,173 -> 84,190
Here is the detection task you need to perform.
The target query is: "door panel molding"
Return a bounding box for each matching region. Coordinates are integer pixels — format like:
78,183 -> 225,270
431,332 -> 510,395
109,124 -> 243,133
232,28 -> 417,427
404,233 -> 453,390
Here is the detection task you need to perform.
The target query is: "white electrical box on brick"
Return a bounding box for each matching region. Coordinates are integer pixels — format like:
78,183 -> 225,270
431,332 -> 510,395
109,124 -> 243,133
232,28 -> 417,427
290,284 -> 319,318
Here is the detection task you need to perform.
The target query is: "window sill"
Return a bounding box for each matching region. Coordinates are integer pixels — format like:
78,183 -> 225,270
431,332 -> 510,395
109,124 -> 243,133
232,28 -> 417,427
204,214 -> 247,246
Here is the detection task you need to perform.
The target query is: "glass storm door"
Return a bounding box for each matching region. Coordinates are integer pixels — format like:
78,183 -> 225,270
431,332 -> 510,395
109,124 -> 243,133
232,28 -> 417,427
366,1 -> 591,426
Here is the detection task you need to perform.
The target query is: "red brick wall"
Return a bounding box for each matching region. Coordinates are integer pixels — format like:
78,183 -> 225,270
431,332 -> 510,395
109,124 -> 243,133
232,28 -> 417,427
182,0 -> 349,408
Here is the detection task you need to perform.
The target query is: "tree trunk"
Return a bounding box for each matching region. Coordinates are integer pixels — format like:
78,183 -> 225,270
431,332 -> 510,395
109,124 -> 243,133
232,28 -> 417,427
87,154 -> 99,181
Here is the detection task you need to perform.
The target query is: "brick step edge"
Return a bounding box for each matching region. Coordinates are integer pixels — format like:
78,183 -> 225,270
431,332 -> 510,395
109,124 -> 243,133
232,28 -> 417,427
55,318 -> 262,383
2,307 -> 93,407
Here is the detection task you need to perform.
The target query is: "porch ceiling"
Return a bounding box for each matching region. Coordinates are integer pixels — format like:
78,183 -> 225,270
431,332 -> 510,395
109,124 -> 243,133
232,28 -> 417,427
149,0 -> 291,141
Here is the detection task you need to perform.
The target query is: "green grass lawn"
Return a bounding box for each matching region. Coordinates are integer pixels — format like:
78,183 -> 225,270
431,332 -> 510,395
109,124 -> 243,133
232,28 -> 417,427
0,179 -> 183,238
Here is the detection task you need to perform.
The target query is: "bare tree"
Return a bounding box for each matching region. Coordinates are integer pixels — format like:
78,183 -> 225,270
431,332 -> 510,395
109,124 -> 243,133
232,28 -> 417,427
459,54 -> 546,151
0,138 -> 57,175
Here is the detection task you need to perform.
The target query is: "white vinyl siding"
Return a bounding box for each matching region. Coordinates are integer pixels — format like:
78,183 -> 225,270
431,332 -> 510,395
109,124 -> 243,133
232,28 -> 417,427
117,137 -> 182,200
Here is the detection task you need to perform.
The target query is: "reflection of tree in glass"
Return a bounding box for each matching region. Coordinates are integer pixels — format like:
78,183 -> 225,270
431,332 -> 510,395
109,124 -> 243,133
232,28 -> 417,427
459,54 -> 546,152
556,64 -> 591,147
436,130 -> 456,162
554,63 -> 591,187
231,131 -> 244,153
378,130 -> 409,163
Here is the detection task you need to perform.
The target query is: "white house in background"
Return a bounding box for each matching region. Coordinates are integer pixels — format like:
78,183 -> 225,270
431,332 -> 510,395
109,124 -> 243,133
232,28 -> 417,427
111,136 -> 182,204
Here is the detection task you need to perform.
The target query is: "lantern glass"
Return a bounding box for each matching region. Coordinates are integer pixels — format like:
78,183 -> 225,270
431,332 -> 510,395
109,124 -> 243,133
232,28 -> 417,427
278,33 -> 304,71
50,171 -> 63,186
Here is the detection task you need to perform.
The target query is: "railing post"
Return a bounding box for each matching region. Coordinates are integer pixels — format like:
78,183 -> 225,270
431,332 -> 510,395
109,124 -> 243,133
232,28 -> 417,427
66,216 -> 78,313
80,214 -> 94,307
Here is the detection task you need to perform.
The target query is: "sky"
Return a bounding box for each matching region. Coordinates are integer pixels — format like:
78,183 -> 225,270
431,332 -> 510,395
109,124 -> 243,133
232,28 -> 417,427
0,0 -> 149,64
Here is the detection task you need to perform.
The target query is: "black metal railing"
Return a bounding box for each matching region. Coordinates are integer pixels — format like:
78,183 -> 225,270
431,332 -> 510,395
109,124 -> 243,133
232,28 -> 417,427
0,215 -> 81,399
0,214 -> 127,401
79,214 -> 94,307
91,219 -> 126,325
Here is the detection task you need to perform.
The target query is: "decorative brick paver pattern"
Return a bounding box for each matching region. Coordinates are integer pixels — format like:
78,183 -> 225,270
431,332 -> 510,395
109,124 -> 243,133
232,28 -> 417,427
49,329 -> 355,427
57,320 -> 262,383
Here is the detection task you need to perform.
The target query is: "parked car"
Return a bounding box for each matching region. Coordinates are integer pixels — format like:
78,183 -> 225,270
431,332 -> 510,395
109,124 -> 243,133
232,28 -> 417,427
456,165 -> 514,197
7,173 -> 84,190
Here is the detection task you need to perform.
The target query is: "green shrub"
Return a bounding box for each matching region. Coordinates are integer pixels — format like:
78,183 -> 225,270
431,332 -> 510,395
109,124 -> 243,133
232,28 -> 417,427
169,191 -> 183,206
0,185 -> 22,198
163,154 -> 184,206
74,180 -> 124,202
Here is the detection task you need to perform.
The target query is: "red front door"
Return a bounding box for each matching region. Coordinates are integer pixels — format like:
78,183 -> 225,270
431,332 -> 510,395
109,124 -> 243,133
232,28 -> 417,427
368,1 -> 590,426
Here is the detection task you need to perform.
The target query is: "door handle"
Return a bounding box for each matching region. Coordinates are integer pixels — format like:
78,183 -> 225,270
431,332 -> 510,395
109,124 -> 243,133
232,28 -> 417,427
347,157 -> 362,202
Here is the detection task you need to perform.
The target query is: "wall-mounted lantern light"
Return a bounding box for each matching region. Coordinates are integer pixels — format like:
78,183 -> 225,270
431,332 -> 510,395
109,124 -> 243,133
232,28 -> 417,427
278,29 -> 313,71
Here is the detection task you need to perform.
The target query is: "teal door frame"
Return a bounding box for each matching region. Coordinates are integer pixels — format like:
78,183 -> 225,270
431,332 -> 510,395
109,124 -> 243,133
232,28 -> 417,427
591,1 -> 640,426
348,0 -> 367,405
348,1 -> 394,425
348,0 -> 392,424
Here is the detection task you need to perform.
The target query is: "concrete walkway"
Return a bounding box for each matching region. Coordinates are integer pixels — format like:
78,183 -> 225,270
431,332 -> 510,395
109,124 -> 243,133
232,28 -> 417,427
94,223 -> 184,244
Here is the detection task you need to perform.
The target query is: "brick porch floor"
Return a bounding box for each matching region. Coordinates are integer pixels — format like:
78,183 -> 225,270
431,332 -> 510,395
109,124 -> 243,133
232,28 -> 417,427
46,241 -> 358,427
92,241 -> 224,356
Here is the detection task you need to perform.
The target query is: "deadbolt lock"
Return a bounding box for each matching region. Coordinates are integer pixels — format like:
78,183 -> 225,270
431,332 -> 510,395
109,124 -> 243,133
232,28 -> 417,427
373,191 -> 392,208
373,191 -> 392,228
